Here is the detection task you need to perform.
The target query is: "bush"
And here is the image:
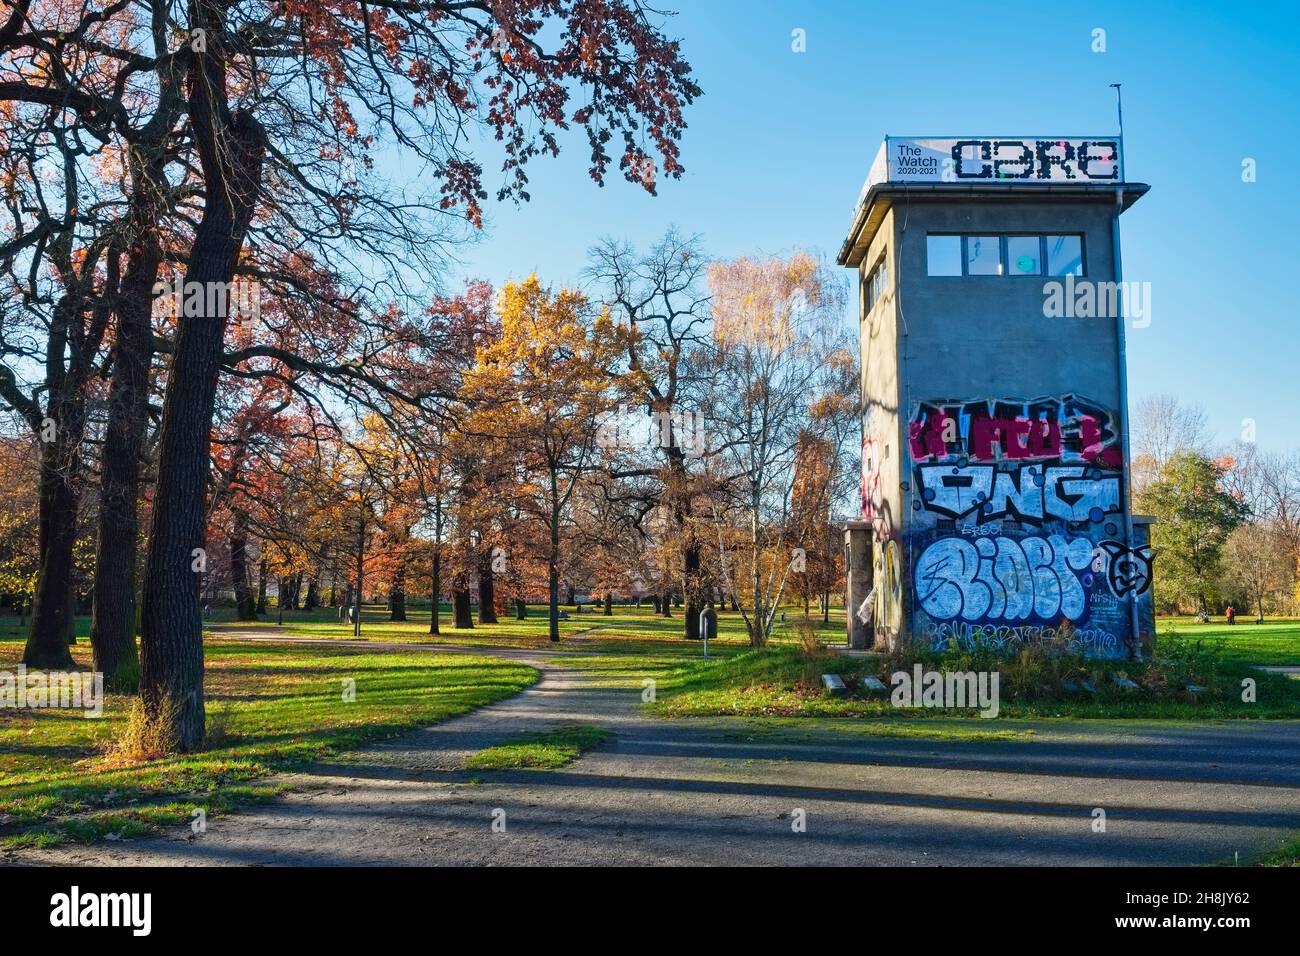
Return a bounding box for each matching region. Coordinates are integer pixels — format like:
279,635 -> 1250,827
870,623 -> 1237,707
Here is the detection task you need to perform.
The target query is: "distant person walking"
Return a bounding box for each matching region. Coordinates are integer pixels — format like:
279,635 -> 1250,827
1226,605 -> 1236,626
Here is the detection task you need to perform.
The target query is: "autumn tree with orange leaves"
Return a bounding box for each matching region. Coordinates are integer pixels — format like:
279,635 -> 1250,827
2,0 -> 699,749
464,277 -> 634,641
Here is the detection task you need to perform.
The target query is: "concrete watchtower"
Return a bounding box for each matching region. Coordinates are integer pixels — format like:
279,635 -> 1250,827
839,136 -> 1154,659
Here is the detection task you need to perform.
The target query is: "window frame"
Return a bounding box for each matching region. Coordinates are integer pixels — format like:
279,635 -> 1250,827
962,235 -> 1004,276
863,253 -> 889,315
1006,235 -> 1044,277
1044,233 -> 1087,278
925,232 -> 1087,278
924,234 -> 964,277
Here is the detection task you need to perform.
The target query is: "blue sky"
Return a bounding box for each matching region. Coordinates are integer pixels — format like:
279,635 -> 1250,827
448,0 -> 1300,452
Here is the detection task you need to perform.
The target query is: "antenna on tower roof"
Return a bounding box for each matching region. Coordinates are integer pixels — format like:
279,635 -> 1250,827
1110,83 -> 1125,182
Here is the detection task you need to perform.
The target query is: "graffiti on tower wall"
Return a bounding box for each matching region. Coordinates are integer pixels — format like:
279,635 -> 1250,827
906,395 -> 1150,658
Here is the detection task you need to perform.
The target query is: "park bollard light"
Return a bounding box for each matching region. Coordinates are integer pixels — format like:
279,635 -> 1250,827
700,608 -> 709,661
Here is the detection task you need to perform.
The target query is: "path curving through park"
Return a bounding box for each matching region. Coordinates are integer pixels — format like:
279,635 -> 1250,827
9,632 -> 1300,866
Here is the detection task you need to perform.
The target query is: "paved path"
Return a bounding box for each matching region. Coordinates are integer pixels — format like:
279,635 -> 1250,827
9,635 -> 1300,866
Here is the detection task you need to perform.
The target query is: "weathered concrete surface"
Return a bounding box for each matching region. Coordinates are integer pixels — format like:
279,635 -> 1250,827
6,640 -> 1300,867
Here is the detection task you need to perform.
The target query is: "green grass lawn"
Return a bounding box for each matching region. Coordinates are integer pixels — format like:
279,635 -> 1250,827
196,600 -> 823,650
1155,616 -> 1300,666
0,638 -> 536,849
560,639 -> 1300,721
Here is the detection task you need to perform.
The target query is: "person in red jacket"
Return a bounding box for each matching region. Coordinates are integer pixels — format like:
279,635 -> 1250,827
1226,605 -> 1236,626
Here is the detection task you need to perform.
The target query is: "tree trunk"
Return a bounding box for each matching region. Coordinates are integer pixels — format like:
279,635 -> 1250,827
682,536 -> 701,639
353,515 -> 365,637
453,583 -> 474,629
23,429 -> 81,668
230,522 -> 257,620
303,578 -> 319,610
650,595 -> 660,613
548,475 -> 562,643
429,550 -> 441,635
604,593 -> 613,616
660,592 -> 671,617
389,563 -> 406,621
477,550 -> 497,624
256,557 -> 268,614
89,198 -> 159,687
139,16 -> 266,750
515,598 -> 527,620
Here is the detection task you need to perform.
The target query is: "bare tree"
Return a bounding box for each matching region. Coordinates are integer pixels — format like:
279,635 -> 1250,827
584,228 -> 715,638
1131,393 -> 1209,496
1224,523 -> 1293,622
704,252 -> 854,646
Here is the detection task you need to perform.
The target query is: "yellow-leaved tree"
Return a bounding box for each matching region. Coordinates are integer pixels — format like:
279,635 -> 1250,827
464,276 -> 635,641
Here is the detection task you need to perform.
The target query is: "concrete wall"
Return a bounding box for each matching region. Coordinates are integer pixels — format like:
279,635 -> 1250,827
857,207 -> 906,647
892,198 -> 1121,406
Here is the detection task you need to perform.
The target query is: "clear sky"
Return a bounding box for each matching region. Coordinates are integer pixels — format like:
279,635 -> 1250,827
447,0 -> 1300,452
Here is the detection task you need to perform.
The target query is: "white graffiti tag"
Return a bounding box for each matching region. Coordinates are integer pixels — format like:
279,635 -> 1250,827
914,534 -> 1094,622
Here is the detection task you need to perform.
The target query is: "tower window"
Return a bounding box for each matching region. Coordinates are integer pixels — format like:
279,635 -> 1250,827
864,256 -> 889,313
965,236 -> 1002,275
1046,235 -> 1085,276
927,233 -> 1086,277
925,236 -> 962,276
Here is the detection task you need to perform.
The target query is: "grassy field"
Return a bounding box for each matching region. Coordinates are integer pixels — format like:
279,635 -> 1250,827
7,607 -> 1296,665
556,641 -> 1300,721
545,612 -> 1300,721
1155,615 -> 1300,666
0,637 -> 536,849
196,600 -> 818,650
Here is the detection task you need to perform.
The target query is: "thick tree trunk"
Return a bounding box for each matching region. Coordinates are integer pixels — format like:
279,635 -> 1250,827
682,536 -> 701,639
477,550 -> 498,624
660,592 -> 671,617
89,139 -> 168,689
229,522 -> 256,620
604,593 -> 613,616
303,578 -> 318,610
515,598 -> 527,620
23,430 -> 81,667
139,24 -> 266,750
453,583 -> 474,629
388,563 -> 406,620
